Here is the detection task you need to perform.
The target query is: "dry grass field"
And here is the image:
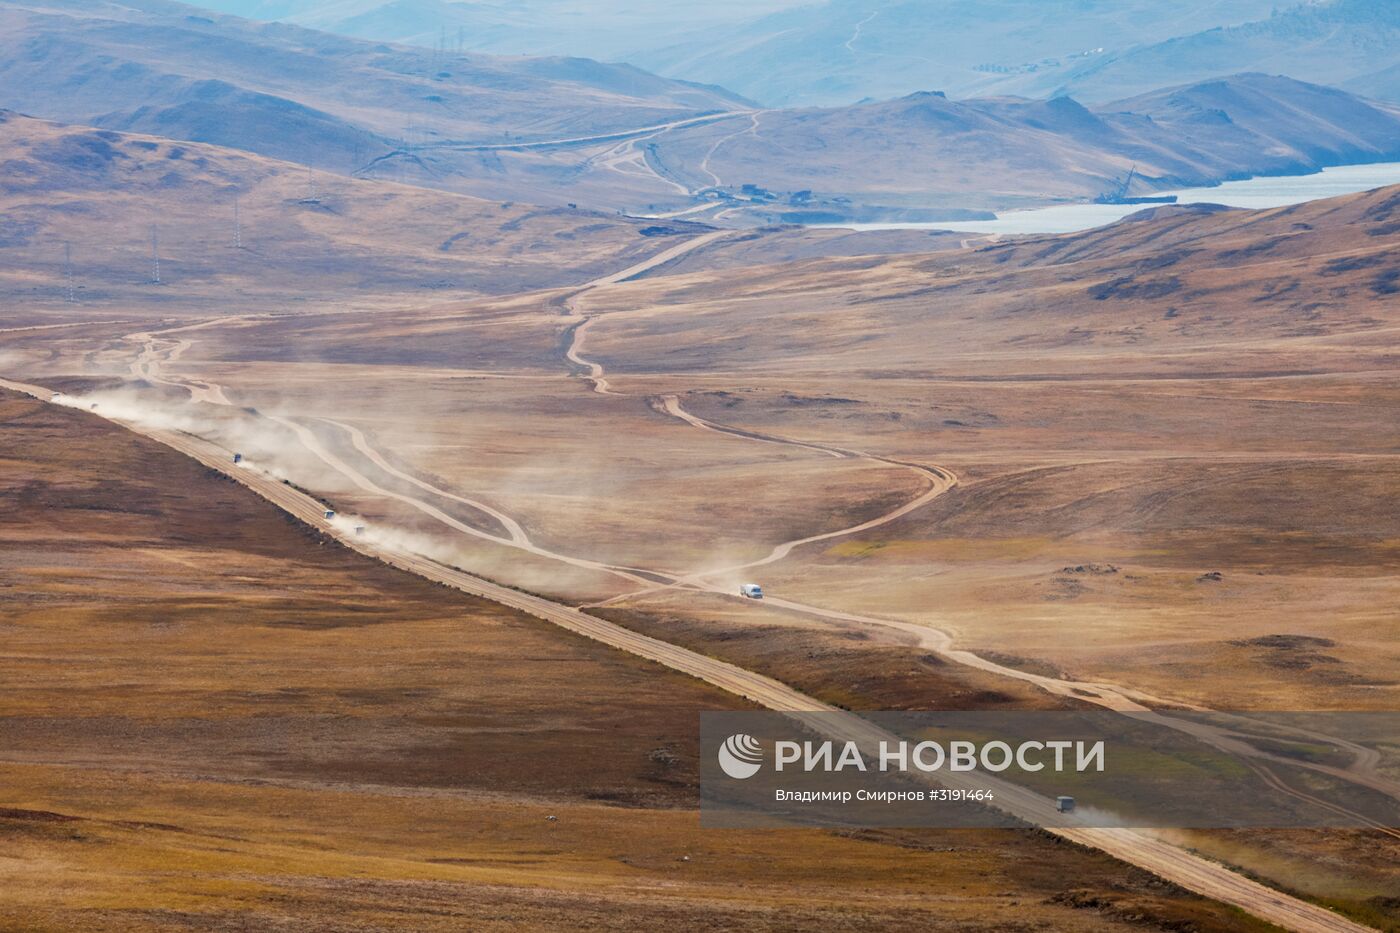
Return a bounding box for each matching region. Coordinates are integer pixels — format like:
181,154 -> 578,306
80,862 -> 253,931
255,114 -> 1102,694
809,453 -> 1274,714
3,115 -> 1399,924
0,389 -> 1292,932
0,111 -> 715,325
568,191 -> 1400,712
26,191 -> 1389,710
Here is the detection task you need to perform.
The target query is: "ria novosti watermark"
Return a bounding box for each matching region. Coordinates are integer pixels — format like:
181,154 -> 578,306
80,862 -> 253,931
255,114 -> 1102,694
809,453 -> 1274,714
719,733 -> 1104,779
700,711 -> 1400,829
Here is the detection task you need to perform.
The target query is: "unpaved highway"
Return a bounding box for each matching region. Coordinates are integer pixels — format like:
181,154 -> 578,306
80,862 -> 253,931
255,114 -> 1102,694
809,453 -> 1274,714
3,228 -> 1388,931
118,235 -> 1399,805
357,111 -> 752,177
0,372 -> 1375,933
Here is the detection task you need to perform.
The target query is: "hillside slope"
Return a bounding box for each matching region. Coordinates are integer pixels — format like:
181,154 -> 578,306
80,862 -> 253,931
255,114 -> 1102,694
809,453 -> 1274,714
187,0 -> 804,60
1041,0 -> 1400,104
0,0 -> 748,175
627,0 -> 1283,107
622,74 -> 1400,218
0,384 -> 1281,931
580,184 -> 1400,378
0,110 -> 712,320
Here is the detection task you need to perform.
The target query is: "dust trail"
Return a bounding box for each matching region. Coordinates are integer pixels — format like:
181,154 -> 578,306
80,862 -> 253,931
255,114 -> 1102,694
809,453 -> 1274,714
318,418 -> 529,546
0,373 -> 1384,932
36,238 -> 1394,814
112,316 -> 667,586
270,415 -> 662,587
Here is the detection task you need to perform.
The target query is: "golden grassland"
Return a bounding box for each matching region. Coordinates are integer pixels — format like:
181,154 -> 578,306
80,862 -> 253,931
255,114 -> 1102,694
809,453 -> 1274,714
0,110 -> 711,324
0,391 -> 1287,931
53,189 -> 1394,712
3,165 -> 1399,926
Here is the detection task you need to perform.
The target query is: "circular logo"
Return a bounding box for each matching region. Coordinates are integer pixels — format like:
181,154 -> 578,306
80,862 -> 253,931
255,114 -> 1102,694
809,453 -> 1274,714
718,733 -> 763,779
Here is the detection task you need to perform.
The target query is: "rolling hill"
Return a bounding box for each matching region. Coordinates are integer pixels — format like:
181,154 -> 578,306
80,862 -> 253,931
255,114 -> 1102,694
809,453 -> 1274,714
626,0 -> 1286,107
6,0 -> 1398,223
0,109 -> 716,320
0,0 -> 749,175
185,0 -> 806,60
466,73 -> 1400,219
1039,0 -> 1400,105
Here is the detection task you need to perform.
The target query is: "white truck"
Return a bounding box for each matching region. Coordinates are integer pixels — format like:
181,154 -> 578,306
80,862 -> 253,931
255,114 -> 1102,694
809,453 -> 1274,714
739,583 -> 764,599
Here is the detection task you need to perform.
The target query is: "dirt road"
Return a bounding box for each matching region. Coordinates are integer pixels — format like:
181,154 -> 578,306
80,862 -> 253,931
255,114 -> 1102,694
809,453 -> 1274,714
3,230 -> 1386,930
102,239 -> 1400,799
117,319 -> 1400,824
357,111 -> 753,177
0,372 -> 1372,933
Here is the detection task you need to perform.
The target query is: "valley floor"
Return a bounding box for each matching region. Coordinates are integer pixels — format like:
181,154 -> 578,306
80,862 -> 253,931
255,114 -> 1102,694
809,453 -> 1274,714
0,390 -> 1282,932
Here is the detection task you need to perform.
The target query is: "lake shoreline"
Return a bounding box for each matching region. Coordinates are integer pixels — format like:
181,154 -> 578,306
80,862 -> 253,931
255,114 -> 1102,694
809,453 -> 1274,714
811,161 -> 1400,235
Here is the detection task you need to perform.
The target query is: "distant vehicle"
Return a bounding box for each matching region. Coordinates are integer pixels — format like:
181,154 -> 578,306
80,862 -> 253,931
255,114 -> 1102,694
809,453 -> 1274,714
740,583 -> 763,599
232,453 -> 242,464
324,509 -> 335,519
1056,796 -> 1076,813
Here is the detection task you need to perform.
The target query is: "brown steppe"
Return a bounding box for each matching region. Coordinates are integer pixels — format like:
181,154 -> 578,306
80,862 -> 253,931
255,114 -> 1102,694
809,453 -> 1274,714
3,106 -> 1399,928
0,390 -> 1286,932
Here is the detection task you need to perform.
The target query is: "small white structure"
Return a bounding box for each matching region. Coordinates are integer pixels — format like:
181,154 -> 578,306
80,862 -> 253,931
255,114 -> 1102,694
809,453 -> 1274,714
1056,795 -> 1076,813
324,509 -> 335,520
739,583 -> 763,599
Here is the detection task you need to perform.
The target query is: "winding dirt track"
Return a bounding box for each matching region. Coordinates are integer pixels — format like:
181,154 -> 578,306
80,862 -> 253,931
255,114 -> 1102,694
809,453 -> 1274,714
269,413 -> 660,588
116,237 -> 1392,806
0,319 -> 132,334
98,243 -> 1400,798
117,299 -> 1400,823
3,230 -> 1387,931
0,372 -> 1374,933
323,417 -> 530,546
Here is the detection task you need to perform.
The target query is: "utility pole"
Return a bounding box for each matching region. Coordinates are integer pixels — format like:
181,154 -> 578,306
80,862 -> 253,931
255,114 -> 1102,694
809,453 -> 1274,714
233,193 -> 242,249
150,224 -> 161,285
63,242 -> 77,303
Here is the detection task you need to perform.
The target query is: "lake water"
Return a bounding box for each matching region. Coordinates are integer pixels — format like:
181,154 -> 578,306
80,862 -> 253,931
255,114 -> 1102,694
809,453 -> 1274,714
824,162 -> 1400,235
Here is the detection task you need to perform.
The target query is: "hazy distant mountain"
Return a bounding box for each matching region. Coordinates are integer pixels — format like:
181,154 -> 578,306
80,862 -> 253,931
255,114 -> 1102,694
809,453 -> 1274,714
619,74 -> 1400,217
6,0 -> 1396,221
172,0 -> 1400,111
353,72 -> 1400,222
183,0 -> 806,59
1038,0 -> 1400,104
0,109 -> 712,311
627,0 -> 1284,106
0,0 -> 749,175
